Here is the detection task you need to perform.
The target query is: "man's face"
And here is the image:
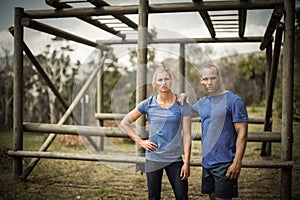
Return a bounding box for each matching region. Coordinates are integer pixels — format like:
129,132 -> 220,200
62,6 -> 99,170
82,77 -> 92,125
200,67 -> 222,95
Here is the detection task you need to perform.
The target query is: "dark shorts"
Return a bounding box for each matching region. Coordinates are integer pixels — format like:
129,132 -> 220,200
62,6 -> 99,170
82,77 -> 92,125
202,162 -> 238,198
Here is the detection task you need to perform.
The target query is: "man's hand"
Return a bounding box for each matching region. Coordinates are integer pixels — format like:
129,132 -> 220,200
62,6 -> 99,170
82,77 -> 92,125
177,93 -> 188,105
226,162 -> 241,179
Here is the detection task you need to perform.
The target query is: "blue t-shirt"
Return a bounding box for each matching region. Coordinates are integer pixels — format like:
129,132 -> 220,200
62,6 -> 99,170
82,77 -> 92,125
137,95 -> 192,162
192,91 -> 248,168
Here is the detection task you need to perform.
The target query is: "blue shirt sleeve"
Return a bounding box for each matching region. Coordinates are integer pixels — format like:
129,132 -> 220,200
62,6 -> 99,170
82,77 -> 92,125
232,98 -> 248,122
136,98 -> 149,114
182,102 -> 192,117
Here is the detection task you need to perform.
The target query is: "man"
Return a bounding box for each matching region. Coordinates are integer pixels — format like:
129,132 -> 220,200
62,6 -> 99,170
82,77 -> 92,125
188,64 -> 248,200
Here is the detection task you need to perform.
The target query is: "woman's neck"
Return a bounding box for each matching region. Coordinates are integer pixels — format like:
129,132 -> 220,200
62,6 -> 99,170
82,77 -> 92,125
157,92 -> 175,107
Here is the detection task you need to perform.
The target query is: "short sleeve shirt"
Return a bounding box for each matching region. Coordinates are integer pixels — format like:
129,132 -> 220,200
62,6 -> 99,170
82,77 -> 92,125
192,91 -> 248,168
137,95 -> 192,162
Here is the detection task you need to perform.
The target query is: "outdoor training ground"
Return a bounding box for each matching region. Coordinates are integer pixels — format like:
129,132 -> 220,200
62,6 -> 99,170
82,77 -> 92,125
1,106 -> 299,200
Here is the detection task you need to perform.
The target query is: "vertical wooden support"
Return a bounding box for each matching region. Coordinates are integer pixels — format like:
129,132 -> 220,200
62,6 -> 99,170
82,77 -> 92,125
262,23 -> 284,156
136,0 -> 148,171
97,50 -> 104,151
13,7 -> 24,178
179,43 -> 186,93
281,0 -> 294,199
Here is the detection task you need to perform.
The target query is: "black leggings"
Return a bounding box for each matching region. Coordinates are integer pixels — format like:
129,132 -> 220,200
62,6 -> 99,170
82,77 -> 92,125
145,160 -> 188,200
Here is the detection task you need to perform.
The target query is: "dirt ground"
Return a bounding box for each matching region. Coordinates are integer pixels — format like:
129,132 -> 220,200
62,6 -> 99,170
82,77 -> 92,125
0,121 -> 299,200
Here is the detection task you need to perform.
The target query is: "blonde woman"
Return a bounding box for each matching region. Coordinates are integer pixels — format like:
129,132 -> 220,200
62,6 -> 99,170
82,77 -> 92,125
120,66 -> 192,200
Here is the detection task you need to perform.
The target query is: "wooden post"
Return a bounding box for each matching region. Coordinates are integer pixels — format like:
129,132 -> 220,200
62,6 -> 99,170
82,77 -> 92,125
13,7 -> 24,178
281,0 -> 294,199
261,43 -> 272,156
136,0 -> 149,172
97,50 -> 104,151
261,23 -> 284,156
179,43 -> 186,93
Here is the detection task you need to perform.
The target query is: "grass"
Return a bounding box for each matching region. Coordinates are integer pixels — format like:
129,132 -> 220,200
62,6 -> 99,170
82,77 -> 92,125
0,106 -> 299,199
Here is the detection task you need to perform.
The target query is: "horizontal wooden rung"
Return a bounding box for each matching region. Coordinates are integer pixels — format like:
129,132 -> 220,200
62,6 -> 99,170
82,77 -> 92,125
8,151 -> 293,168
190,160 -> 293,168
24,123 -> 281,142
192,131 -> 281,142
94,113 -> 269,125
8,150 -> 145,164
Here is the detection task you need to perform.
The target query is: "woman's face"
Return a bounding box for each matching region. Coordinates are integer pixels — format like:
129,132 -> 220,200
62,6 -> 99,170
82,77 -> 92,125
154,71 -> 173,92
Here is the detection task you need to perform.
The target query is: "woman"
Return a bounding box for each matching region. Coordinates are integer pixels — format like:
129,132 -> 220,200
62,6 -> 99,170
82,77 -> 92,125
120,66 -> 192,200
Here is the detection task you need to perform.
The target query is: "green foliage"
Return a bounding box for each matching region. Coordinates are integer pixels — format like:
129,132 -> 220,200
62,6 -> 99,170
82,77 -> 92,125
236,53 -> 265,80
235,53 -> 266,104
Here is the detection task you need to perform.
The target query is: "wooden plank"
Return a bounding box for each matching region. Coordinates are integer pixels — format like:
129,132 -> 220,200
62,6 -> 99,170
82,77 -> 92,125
193,0 -> 216,38
24,1 -> 283,19
46,0 -> 125,39
8,151 -> 293,168
190,160 -> 293,168
21,56 -> 107,180
21,18 -> 109,51
23,123 -> 280,142
97,37 -> 263,45
23,122 -> 128,138
13,7 -> 24,178
8,151 -> 145,164
238,0 -> 247,37
192,131 -> 281,142
261,22 -> 284,156
281,0 -> 295,198
9,27 -> 69,110
259,6 -> 284,50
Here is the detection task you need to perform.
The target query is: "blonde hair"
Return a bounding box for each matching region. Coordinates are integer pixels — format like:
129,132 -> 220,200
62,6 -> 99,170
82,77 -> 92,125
152,66 -> 174,91
152,66 -> 174,88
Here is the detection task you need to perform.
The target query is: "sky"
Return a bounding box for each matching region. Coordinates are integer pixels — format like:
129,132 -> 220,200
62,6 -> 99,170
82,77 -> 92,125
0,0 -> 297,64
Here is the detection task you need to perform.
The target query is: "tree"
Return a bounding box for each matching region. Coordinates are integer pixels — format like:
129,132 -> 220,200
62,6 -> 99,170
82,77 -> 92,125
235,53 -> 266,104
37,37 -> 79,124
0,47 -> 13,129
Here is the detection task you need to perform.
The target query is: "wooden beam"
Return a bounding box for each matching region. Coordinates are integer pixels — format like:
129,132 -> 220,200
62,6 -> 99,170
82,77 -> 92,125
192,131 -> 281,142
8,151 -> 145,164
281,0 -> 295,198
24,1 -> 284,19
21,18 -> 110,51
9,26 -> 69,110
23,122 -> 128,138
87,0 -> 138,30
193,0 -> 215,38
20,56 -> 107,180
45,0 -> 125,39
13,7 -> 24,178
238,0 -> 248,38
8,151 -> 293,168
261,22 -> 284,156
97,36 -> 263,45
190,160 -> 293,168
259,6 -> 284,50
23,123 -> 280,142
